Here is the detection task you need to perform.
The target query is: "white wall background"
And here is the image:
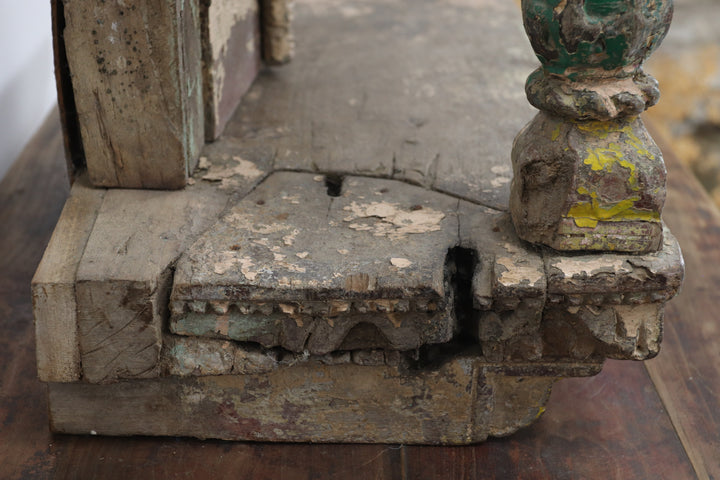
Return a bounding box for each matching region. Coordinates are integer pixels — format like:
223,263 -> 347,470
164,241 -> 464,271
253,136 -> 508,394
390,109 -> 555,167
0,1 -> 57,182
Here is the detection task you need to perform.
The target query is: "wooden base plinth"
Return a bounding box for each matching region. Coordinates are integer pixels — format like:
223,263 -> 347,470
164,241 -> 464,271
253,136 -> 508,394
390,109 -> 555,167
48,356 -> 594,444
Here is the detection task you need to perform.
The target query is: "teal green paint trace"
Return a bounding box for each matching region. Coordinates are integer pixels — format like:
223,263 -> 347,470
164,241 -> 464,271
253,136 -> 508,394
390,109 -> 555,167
522,0 -> 673,80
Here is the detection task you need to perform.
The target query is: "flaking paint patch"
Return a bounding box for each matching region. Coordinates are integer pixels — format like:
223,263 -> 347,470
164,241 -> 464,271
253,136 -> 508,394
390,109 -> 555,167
213,251 -> 259,280
283,229 -> 300,246
239,257 -> 258,281
342,201 -> 445,240
391,258 -> 412,268
496,257 -> 544,287
491,176 -> 511,188
207,0 -> 257,118
202,155 -> 264,189
552,257 -> 632,278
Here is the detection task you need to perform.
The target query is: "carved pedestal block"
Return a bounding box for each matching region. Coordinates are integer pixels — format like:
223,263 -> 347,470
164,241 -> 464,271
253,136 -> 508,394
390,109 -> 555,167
511,114 -> 666,251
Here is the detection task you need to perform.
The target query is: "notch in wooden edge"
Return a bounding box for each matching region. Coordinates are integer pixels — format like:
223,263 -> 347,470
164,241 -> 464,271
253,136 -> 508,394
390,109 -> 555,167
51,0 -> 86,185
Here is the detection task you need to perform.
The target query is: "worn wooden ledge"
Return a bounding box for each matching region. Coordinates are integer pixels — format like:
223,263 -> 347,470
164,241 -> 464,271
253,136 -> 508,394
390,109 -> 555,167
3,105 -> 716,478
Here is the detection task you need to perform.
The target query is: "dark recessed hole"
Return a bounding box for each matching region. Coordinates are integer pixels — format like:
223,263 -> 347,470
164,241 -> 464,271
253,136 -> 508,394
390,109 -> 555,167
325,174 -> 344,197
444,246 -> 480,345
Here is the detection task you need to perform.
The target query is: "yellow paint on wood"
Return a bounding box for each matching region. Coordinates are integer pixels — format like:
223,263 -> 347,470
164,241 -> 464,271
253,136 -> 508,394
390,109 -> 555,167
551,123 -> 562,141
583,143 -> 639,187
567,188 -> 660,228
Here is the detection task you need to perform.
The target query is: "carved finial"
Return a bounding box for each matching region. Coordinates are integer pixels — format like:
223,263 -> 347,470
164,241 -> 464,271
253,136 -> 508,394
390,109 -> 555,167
510,0 -> 674,252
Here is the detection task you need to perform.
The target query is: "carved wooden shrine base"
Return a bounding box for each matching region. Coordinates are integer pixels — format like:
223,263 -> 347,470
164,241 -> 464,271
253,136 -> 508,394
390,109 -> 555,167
34,0 -> 683,443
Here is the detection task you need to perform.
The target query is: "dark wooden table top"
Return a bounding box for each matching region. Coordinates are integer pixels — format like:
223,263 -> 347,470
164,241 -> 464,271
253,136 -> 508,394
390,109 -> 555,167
1,111 -> 717,479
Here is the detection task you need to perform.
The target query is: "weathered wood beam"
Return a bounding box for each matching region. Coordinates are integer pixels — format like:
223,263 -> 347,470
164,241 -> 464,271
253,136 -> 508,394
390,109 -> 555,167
74,183 -> 229,383
48,359 -> 558,444
60,0 -> 204,189
32,176 -> 105,382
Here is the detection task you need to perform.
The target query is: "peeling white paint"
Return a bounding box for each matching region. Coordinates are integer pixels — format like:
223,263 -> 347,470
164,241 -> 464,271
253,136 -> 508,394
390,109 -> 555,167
496,257 -> 543,286
239,257 -> 257,281
202,155 -> 263,189
552,257 -> 633,278
342,201 -> 445,240
490,176 -> 511,188
283,229 -> 300,246
391,257 -> 412,268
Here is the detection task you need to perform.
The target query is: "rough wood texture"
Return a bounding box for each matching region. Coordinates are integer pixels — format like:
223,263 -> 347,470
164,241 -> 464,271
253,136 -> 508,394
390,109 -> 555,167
459,206 -> 547,362
225,0 -> 536,210
510,114 -> 666,252
2,108 -> 711,479
75,184 -> 230,383
32,176 -> 105,382
645,126 -> 720,480
202,0 -> 261,140
33,0 -> 683,446
60,0 -> 204,189
171,172 -> 460,353
48,358 -> 558,444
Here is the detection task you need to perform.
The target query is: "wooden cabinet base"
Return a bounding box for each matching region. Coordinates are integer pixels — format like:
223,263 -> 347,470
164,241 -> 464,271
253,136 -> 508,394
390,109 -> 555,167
48,358 -> 590,444
37,0 -> 684,445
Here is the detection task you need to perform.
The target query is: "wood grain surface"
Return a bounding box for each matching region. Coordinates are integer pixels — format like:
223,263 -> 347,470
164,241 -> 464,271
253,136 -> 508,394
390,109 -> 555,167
60,0 -> 203,189
1,101 -> 715,478
644,127 -> 720,480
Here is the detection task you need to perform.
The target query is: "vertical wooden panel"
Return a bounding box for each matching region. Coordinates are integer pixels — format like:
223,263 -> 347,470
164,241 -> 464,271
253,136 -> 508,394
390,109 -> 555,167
202,0 -> 261,140
61,0 -> 203,189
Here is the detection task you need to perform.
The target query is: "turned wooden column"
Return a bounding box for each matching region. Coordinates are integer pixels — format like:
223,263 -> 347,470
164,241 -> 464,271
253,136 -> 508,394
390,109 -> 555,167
510,0 -> 674,252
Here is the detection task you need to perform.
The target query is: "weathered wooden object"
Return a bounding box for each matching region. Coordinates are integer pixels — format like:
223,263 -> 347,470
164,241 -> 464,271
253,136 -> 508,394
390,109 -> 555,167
32,177 -> 105,382
510,0 -> 674,252
34,0 -> 684,444
60,0 -> 204,189
259,0 -> 294,65
201,0 -> 262,140
56,0 -> 292,187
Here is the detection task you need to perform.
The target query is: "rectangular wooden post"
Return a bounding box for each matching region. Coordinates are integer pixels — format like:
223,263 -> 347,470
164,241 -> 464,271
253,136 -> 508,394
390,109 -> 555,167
61,0 -> 204,189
